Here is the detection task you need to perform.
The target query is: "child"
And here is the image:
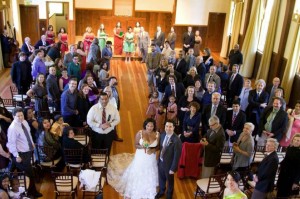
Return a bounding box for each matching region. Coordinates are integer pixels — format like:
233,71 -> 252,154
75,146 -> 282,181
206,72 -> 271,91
146,91 -> 159,118
155,104 -> 166,133
8,178 -> 28,199
50,114 -> 69,137
166,95 -> 177,122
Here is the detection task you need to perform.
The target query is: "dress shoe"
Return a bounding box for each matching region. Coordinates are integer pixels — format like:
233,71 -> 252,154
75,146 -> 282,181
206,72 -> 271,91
114,137 -> 123,142
155,192 -> 164,199
34,192 -> 43,198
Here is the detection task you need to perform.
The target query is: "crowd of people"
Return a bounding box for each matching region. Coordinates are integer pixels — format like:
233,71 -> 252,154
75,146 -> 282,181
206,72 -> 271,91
0,22 -> 299,199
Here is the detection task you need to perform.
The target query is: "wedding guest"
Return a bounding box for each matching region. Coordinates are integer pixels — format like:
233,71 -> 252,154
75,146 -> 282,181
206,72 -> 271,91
223,171 -> 247,199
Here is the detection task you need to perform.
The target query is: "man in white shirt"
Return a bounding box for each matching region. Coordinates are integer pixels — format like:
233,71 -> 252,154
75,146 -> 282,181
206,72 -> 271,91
87,92 -> 120,154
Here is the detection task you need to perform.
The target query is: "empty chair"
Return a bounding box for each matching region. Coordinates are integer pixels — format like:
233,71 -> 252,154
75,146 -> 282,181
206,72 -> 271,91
73,127 -> 90,146
52,172 -> 78,199
63,148 -> 84,172
195,173 -> 227,198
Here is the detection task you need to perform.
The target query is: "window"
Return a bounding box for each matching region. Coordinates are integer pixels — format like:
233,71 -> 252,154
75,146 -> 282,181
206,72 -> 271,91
257,0 -> 274,52
48,2 -> 63,18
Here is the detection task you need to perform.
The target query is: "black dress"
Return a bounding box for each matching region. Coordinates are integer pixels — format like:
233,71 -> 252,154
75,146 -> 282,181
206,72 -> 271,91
277,146 -> 300,198
77,95 -> 92,126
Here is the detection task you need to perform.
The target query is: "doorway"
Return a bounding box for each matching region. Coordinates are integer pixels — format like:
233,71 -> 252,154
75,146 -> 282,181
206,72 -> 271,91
206,12 -> 226,52
19,5 -> 39,43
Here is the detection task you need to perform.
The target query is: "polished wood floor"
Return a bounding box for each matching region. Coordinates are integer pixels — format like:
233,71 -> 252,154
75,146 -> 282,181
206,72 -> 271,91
0,53 -> 226,199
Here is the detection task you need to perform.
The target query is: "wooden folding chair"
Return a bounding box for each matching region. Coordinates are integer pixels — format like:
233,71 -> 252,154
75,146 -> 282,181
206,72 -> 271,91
82,171 -> 105,199
63,148 -> 84,173
90,148 -> 109,183
52,172 -> 78,199
195,173 -> 227,198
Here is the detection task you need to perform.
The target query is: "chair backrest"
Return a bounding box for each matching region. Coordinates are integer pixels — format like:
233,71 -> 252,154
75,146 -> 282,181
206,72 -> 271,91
36,145 -> 55,164
220,146 -> 233,165
90,148 -> 109,170
73,127 -> 90,146
252,145 -> 265,163
82,171 -> 105,198
63,148 -> 84,169
52,172 -> 77,194
206,173 -> 227,196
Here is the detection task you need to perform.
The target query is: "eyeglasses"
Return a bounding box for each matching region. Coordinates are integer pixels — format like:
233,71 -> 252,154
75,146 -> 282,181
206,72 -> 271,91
209,123 -> 217,127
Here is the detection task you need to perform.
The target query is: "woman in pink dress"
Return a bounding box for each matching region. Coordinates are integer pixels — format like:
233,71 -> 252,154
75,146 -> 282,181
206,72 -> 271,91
58,27 -> 68,58
76,41 -> 87,73
83,26 -> 95,53
46,25 -> 55,45
113,22 -> 124,55
280,101 -> 300,147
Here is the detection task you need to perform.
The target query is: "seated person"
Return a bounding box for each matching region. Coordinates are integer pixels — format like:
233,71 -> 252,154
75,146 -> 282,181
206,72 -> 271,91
50,115 -> 69,137
223,171 -> 247,199
8,178 -> 26,199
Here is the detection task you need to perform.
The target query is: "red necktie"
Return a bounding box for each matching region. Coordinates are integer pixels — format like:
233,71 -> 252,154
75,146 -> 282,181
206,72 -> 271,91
102,108 -> 106,124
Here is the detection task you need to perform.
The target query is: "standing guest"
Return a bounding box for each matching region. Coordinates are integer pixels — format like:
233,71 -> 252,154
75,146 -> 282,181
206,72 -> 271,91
228,44 -> 243,70
104,86 -> 117,109
0,174 -> 10,198
182,26 -> 195,54
133,21 -> 141,56
203,48 -> 214,73
6,107 -> 43,198
183,67 -> 200,88
145,44 -> 161,95
83,26 -> 95,53
98,62 -> 109,89
204,65 -> 221,92
47,42 -> 61,61
123,26 -> 135,62
31,49 -> 47,81
76,41 -> 87,73
61,78 -> 80,127
194,79 -> 205,102
217,65 -> 229,93
201,81 -> 216,107
227,64 -> 244,107
146,92 -> 159,119
280,101 -> 300,146
77,84 -> 92,127
63,44 -> 77,66
223,171 -> 247,199
58,27 -> 68,58
154,26 -> 165,51
200,115 -> 225,178
138,27 -> 150,63
102,41 -> 113,70
1,29 -> 11,68
246,79 -> 268,136
156,120 -> 182,199
174,50 -> 187,79
185,48 -> 196,70
34,35 -> 50,55
97,24 -> 108,51
195,56 -> 206,85
162,75 -> 185,106
113,22 -> 124,55
87,92 -> 120,155
239,79 -> 252,112
232,122 -> 255,171
155,104 -> 166,133
108,76 -> 121,111
272,88 -> 286,110
26,73 -> 50,119
59,69 -> 69,92
276,133 -> 300,198
45,25 -> 55,45
166,27 -> 176,50
193,30 -> 202,57
251,138 -> 279,199
67,55 -> 81,81
167,62 -> 183,83
181,102 -> 201,143
54,58 -> 64,77
46,66 -> 61,111
11,52 -> 32,94
265,77 -> 284,105
156,68 -> 168,103
21,37 -> 35,58
166,95 -> 177,122
23,107 -> 38,142
161,41 -> 172,59
0,121 -> 10,171
87,38 -> 101,66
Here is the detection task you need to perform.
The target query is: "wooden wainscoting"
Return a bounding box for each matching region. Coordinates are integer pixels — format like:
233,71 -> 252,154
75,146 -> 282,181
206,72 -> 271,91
68,20 -> 76,45
172,26 -> 207,49
39,19 -> 47,37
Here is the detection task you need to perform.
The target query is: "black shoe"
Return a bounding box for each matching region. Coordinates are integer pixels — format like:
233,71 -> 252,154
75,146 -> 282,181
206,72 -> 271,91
34,192 -> 43,198
114,137 -> 123,142
155,192 -> 164,199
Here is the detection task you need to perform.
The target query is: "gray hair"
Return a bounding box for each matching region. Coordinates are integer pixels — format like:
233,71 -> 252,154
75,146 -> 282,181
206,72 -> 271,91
244,122 -> 255,132
255,79 -> 266,87
208,115 -> 220,125
212,92 -> 221,98
266,138 -> 279,150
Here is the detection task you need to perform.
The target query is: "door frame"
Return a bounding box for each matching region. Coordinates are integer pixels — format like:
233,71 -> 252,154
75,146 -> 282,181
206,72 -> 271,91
19,4 -> 39,43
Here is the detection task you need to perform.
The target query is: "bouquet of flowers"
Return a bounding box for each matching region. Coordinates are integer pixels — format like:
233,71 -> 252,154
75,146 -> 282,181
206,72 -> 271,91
142,140 -> 149,153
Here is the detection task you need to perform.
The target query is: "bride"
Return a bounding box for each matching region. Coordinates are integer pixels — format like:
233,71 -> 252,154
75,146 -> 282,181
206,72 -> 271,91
111,118 -> 160,199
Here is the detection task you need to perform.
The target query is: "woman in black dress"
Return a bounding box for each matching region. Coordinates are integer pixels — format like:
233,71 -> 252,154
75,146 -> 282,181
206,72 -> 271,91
77,83 -> 92,127
276,133 -> 300,198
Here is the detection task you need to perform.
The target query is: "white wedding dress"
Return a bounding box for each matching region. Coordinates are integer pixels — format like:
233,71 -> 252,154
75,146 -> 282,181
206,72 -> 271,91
108,132 -> 159,199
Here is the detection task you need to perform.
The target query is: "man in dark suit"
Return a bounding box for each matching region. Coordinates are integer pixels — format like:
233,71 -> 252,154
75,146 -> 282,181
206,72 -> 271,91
21,37 -> 35,58
227,64 -> 244,107
162,75 -> 185,105
174,50 -> 187,79
228,44 -> 243,70
1,29 -> 12,68
156,119 -> 182,199
154,26 -> 165,51
195,56 -> 206,86
251,138 -> 279,199
246,79 -> 269,136
257,97 -> 288,144
10,52 -> 32,94
46,66 -> 61,111
182,26 -> 195,54
224,100 -> 246,143
202,92 -> 227,135
200,115 -> 225,178
34,35 -> 51,54
265,77 -> 284,105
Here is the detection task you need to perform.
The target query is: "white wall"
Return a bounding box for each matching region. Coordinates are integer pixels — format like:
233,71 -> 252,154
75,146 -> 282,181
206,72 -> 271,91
75,0 -> 113,9
175,0 -> 231,25
135,0 -> 174,12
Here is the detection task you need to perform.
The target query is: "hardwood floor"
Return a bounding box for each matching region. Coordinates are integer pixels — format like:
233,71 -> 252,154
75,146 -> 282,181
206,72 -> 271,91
0,56 -> 227,198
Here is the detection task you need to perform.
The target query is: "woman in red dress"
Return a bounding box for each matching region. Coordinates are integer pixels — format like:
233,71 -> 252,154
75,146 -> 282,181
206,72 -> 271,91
83,26 -> 95,54
58,27 -> 68,58
76,41 -> 87,73
113,22 -> 124,55
46,25 -> 55,45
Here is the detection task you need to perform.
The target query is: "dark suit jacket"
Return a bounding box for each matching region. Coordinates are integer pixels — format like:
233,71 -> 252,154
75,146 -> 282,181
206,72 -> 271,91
154,32 -> 165,48
255,151 -> 279,193
224,110 -> 246,142
246,89 -> 269,118
196,63 -> 206,86
21,43 -> 32,57
162,83 -> 185,105
203,126 -> 225,167
265,85 -> 285,98
182,32 -> 195,48
34,40 -> 50,50
258,106 -> 288,142
174,58 -> 188,79
202,104 -> 227,134
227,73 -> 244,98
10,60 -> 32,89
159,133 -> 182,172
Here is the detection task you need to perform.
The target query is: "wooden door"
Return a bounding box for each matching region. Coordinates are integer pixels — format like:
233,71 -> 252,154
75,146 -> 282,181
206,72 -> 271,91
19,5 -> 39,44
206,12 -> 226,52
